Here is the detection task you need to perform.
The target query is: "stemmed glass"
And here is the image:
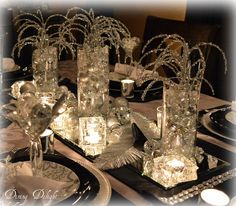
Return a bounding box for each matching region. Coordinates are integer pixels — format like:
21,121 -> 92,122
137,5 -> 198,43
5,92 -> 52,176
121,37 -> 140,65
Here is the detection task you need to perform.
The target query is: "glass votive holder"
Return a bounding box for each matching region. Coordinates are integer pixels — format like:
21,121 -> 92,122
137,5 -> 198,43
79,116 -> 107,156
121,79 -> 134,99
40,129 -> 54,154
156,106 -> 163,137
198,189 -> 230,206
36,92 -> 56,109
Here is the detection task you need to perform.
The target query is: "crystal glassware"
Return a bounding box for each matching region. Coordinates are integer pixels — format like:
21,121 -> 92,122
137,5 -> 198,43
77,45 -> 109,117
79,116 -> 107,156
121,79 -> 134,98
161,80 -> 201,158
7,92 -> 52,176
32,46 -> 58,98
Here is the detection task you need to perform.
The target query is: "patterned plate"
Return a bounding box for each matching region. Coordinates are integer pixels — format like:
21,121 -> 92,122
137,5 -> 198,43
10,154 -> 100,205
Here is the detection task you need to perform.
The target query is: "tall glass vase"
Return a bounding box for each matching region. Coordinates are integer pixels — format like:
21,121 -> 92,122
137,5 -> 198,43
32,46 -> 58,98
161,80 -> 201,158
77,45 -> 109,117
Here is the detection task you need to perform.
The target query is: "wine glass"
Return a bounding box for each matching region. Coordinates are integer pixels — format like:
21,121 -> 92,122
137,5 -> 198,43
6,92 -> 52,176
121,37 -> 140,65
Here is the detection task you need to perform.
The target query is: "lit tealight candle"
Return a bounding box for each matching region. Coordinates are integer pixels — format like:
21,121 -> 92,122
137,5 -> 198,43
167,159 -> 185,169
84,123 -> 101,144
200,189 -> 230,206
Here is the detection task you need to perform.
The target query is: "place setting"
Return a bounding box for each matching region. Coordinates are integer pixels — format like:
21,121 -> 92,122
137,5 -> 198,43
199,102 -> 236,144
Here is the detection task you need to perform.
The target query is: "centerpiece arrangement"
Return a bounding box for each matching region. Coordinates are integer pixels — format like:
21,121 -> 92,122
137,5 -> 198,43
12,9 -> 79,98
6,7 -> 230,199
135,34 -> 227,188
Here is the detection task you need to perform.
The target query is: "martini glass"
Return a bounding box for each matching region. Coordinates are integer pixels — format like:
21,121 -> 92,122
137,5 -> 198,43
7,92 -> 52,176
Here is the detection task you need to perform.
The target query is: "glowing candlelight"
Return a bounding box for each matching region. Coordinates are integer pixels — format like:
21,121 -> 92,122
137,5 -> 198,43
84,123 -> 101,144
167,159 -> 185,169
79,116 -> 107,156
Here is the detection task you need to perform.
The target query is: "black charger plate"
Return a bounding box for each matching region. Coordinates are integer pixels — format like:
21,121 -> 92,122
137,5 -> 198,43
11,154 -> 100,205
210,108 -> 236,134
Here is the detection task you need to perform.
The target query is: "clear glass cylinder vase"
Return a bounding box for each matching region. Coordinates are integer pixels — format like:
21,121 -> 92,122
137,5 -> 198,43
161,81 -> 201,158
77,45 -> 109,117
32,46 -> 58,96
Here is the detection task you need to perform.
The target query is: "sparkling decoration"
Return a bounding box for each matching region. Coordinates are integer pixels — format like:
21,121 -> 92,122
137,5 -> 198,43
11,8 -> 82,99
11,80 -> 36,99
79,116 -> 107,156
32,46 -> 58,95
109,97 -> 131,125
136,34 -> 227,100
161,81 -> 200,158
12,9 -> 78,59
74,7 -> 131,117
69,7 -> 130,62
1,81 -> 68,176
2,92 -> 52,176
77,45 -> 109,117
134,34 -> 227,188
143,154 -> 198,188
121,37 -> 140,64
158,168 -> 236,205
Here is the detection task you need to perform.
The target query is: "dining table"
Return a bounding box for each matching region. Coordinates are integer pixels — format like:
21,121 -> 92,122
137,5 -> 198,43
0,60 -> 236,206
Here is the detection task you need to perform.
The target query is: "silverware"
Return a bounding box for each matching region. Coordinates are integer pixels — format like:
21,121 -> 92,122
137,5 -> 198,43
203,104 -> 230,113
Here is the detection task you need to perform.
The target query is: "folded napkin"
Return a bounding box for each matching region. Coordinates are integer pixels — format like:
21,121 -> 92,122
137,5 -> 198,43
114,63 -> 152,81
0,161 -> 70,206
2,58 -> 16,72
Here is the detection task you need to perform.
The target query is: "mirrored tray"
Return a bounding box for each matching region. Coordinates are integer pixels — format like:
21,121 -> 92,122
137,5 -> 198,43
54,118 -> 236,205
107,124 -> 236,205
9,154 -> 101,205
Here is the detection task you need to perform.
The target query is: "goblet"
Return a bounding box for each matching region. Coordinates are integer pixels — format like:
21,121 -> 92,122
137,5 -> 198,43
7,92 -> 52,176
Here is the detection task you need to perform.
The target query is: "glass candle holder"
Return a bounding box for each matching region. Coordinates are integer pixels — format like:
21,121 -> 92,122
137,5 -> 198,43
121,79 -> 134,98
161,81 -> 201,158
32,46 -> 58,97
199,189 -> 230,206
40,129 -> 54,154
79,116 -> 107,156
77,45 -> 109,117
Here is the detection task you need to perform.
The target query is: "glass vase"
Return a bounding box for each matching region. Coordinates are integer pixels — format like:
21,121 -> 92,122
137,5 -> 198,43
32,46 -> 58,98
161,80 -> 201,158
77,45 -> 109,117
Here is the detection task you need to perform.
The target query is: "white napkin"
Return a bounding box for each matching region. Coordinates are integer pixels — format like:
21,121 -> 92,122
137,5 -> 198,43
2,58 -> 16,72
0,162 -> 70,206
114,63 -> 152,81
